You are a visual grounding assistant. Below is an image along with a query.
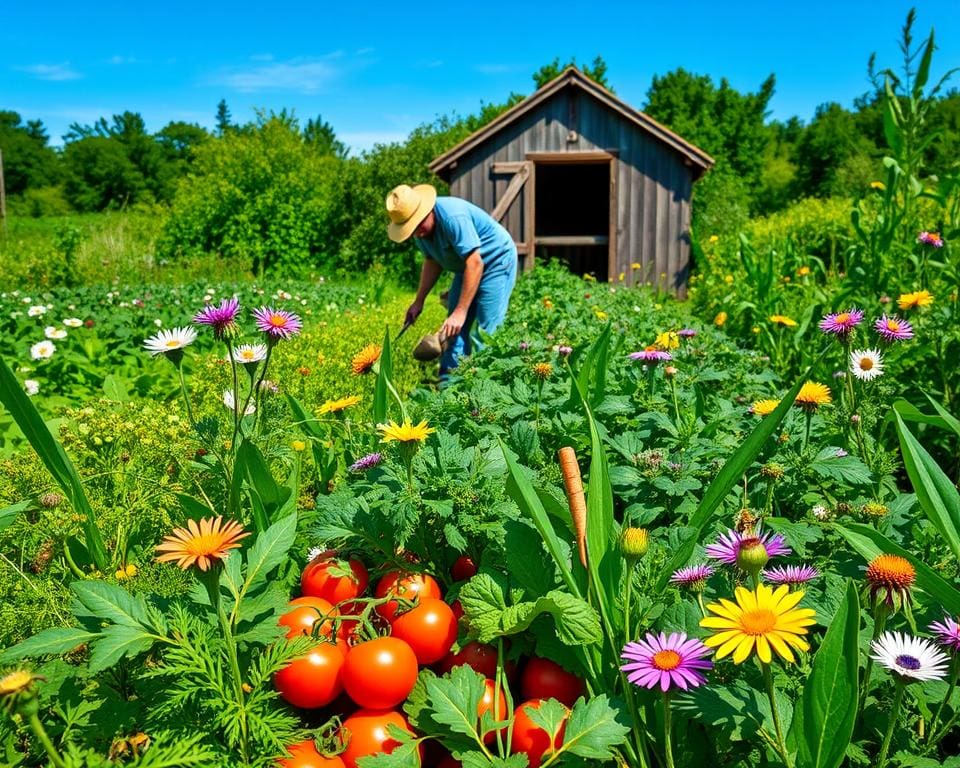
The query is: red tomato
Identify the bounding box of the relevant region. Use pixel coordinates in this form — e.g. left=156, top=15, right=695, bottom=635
left=302, top=551, right=369, bottom=606
left=437, top=756, right=462, bottom=768
left=342, top=637, right=418, bottom=709
left=437, top=642, right=499, bottom=679
left=275, top=643, right=345, bottom=709
left=340, top=709, right=421, bottom=768
left=374, top=572, right=442, bottom=622
left=278, top=739, right=346, bottom=767
left=449, top=599, right=464, bottom=622
left=450, top=555, right=477, bottom=581
left=279, top=597, right=335, bottom=641
left=478, top=679, right=507, bottom=744
left=511, top=700, right=567, bottom=768
left=520, top=657, right=585, bottom=707
left=390, top=598, right=458, bottom=665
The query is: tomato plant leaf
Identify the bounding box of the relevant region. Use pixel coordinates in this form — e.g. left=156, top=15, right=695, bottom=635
left=556, top=693, right=630, bottom=760
left=1, top=627, right=101, bottom=662
left=422, top=665, right=487, bottom=740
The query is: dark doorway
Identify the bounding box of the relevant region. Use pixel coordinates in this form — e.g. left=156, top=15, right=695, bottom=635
left=534, top=162, right=611, bottom=281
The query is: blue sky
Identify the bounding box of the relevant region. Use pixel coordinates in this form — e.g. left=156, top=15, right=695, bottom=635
left=5, top=1, right=959, bottom=153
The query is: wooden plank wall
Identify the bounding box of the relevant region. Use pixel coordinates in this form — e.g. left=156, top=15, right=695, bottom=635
left=448, top=87, right=694, bottom=296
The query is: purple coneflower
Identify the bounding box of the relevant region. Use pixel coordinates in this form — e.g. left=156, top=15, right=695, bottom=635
left=194, top=297, right=240, bottom=339
left=252, top=306, right=302, bottom=340
left=762, top=564, right=820, bottom=586
left=349, top=452, right=384, bottom=472
left=705, top=527, right=791, bottom=566
left=621, top=632, right=713, bottom=692
left=818, top=308, right=864, bottom=338
left=929, top=616, right=960, bottom=653
left=678, top=328, right=697, bottom=338
left=917, top=231, right=944, bottom=248
left=670, top=564, right=714, bottom=591
left=874, top=314, right=914, bottom=342
left=629, top=347, right=672, bottom=364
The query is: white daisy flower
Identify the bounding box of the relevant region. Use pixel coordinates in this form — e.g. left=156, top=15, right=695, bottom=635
left=143, top=326, right=198, bottom=357
left=63, top=318, right=83, bottom=328
left=27, top=305, right=47, bottom=317
left=223, top=390, right=256, bottom=416
left=30, top=341, right=56, bottom=360
left=24, top=380, right=40, bottom=396
left=850, top=348, right=884, bottom=381
left=154, top=318, right=163, bottom=327
left=44, top=326, right=68, bottom=340
left=870, top=631, right=949, bottom=682
left=231, top=343, right=268, bottom=365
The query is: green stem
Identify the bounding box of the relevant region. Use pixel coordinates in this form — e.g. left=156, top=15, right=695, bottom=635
left=228, top=346, right=240, bottom=451
left=762, top=662, right=791, bottom=768
left=670, top=378, right=681, bottom=427
left=930, top=655, right=959, bottom=742
left=624, top=565, right=635, bottom=641
left=662, top=692, right=675, bottom=768
left=696, top=592, right=707, bottom=618
left=860, top=605, right=889, bottom=714
left=28, top=713, right=67, bottom=768
left=802, top=412, right=812, bottom=453
left=877, top=682, right=906, bottom=768
left=534, top=380, right=543, bottom=431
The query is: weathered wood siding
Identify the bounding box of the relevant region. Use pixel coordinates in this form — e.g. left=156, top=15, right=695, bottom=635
left=447, top=86, right=694, bottom=296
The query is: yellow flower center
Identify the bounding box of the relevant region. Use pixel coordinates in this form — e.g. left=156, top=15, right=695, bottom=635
left=835, top=313, right=850, bottom=324
left=740, top=608, right=777, bottom=635
left=165, top=339, right=181, bottom=348
left=269, top=314, right=286, bottom=327
left=184, top=534, right=223, bottom=557
left=651, top=650, right=681, bottom=671
left=241, top=350, right=255, bottom=360
left=886, top=320, right=900, bottom=332
left=0, top=670, right=34, bottom=695
left=858, top=357, right=873, bottom=370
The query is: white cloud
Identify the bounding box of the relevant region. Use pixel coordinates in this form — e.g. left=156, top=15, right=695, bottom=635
left=209, top=58, right=339, bottom=93
left=15, top=63, right=82, bottom=81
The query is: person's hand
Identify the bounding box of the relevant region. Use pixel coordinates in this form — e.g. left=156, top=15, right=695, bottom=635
left=404, top=300, right=424, bottom=327
left=441, top=308, right=467, bottom=340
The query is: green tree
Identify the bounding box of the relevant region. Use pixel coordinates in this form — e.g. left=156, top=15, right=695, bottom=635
left=304, top=115, right=347, bottom=159
left=532, top=55, right=612, bottom=90
left=791, top=102, right=879, bottom=198
left=62, top=136, right=145, bottom=211
left=216, top=99, right=233, bottom=136
left=0, top=111, right=61, bottom=195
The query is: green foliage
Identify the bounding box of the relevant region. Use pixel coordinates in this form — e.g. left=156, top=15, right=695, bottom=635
left=0, top=111, right=61, bottom=194
left=531, top=56, right=612, bottom=90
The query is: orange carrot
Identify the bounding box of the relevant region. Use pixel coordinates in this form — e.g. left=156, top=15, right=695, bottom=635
left=558, top=446, right=587, bottom=568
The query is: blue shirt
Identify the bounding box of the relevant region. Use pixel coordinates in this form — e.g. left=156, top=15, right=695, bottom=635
left=415, top=197, right=516, bottom=275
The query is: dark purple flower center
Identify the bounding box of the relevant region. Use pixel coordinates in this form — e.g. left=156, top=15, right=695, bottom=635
left=895, top=654, right=921, bottom=670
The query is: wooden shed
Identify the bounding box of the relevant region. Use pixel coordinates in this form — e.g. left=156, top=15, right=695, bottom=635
left=429, top=67, right=714, bottom=295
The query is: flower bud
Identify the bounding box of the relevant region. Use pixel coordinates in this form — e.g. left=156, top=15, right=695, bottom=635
left=620, top=527, right=649, bottom=561
left=736, top=536, right=769, bottom=576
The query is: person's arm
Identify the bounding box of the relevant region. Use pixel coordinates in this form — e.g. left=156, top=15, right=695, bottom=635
left=441, top=251, right=483, bottom=338
left=405, top=257, right=443, bottom=326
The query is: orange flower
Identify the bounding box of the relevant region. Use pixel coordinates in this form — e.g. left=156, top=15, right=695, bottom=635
left=351, top=344, right=381, bottom=375
left=865, top=554, right=915, bottom=608
left=156, top=516, right=249, bottom=571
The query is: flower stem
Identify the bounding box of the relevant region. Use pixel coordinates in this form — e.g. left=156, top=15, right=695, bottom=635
left=930, top=654, right=959, bottom=742
left=624, top=566, right=635, bottom=641
left=177, top=364, right=198, bottom=432
left=860, top=604, right=889, bottom=713
left=762, top=662, right=791, bottom=767
left=28, top=713, right=67, bottom=768
left=696, top=592, right=707, bottom=618
left=877, top=681, right=906, bottom=768
left=662, top=691, right=675, bottom=768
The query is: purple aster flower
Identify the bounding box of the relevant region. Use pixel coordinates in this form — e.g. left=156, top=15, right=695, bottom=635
left=762, top=564, right=820, bottom=586
left=818, top=308, right=864, bottom=338
left=670, top=564, right=714, bottom=591
left=678, top=328, right=697, bottom=338
left=705, top=527, right=791, bottom=566
left=252, top=306, right=303, bottom=340
left=874, top=314, right=914, bottom=342
left=917, top=231, right=945, bottom=248
left=349, top=452, right=383, bottom=472
left=621, top=632, right=713, bottom=692
left=629, top=348, right=672, bottom=364
left=194, top=297, right=240, bottom=339
left=929, top=616, right=960, bottom=653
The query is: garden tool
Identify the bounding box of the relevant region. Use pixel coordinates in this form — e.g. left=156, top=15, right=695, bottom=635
left=394, top=319, right=413, bottom=343
left=413, top=328, right=449, bottom=362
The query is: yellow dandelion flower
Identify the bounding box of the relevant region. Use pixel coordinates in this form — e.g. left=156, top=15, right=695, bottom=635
left=714, top=311, right=728, bottom=327
left=317, top=395, right=362, bottom=415
left=631, top=262, right=642, bottom=270
left=595, top=310, right=608, bottom=321
left=724, top=275, right=734, bottom=285
left=870, top=181, right=886, bottom=190
left=292, top=439, right=306, bottom=452
left=532, top=362, right=553, bottom=379
left=897, top=290, right=934, bottom=310
left=583, top=274, right=596, bottom=282
left=377, top=419, right=436, bottom=444
left=655, top=331, right=680, bottom=350
left=155, top=516, right=249, bottom=572
left=0, top=670, right=38, bottom=697
left=351, top=344, right=381, bottom=375
left=797, top=266, right=811, bottom=277
left=700, top=582, right=816, bottom=664
left=794, top=382, right=832, bottom=412
left=769, top=314, right=798, bottom=327
left=752, top=399, right=781, bottom=416
left=709, top=235, right=719, bottom=244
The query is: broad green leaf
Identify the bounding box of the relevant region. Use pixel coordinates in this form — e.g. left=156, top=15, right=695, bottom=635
left=557, top=694, right=630, bottom=759
left=914, top=29, right=935, bottom=98
left=809, top=449, right=872, bottom=485
left=789, top=580, right=860, bottom=768
left=890, top=398, right=960, bottom=437
left=374, top=326, right=392, bottom=424
left=0, top=356, right=108, bottom=570
left=922, top=392, right=960, bottom=439
left=654, top=372, right=809, bottom=591
left=422, top=665, right=487, bottom=739
left=894, top=412, right=960, bottom=560
left=494, top=591, right=602, bottom=646
left=71, top=581, right=151, bottom=629
left=285, top=394, right=325, bottom=439
left=244, top=511, right=297, bottom=590
left=834, top=523, right=960, bottom=614
left=88, top=624, right=157, bottom=673
left=1, top=627, right=102, bottom=662
left=237, top=439, right=289, bottom=530
left=0, top=499, right=30, bottom=533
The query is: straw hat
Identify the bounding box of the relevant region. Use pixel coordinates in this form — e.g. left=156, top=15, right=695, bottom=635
left=385, top=184, right=437, bottom=243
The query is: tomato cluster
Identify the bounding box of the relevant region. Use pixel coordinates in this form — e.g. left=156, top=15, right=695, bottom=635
left=274, top=550, right=584, bottom=768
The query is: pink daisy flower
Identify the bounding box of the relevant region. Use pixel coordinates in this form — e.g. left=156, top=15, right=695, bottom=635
left=252, top=306, right=303, bottom=340
left=818, top=309, right=864, bottom=338
left=874, top=314, right=914, bottom=342
left=622, top=632, right=713, bottom=692
left=670, top=564, right=714, bottom=590
left=194, top=297, right=240, bottom=339
left=930, top=616, right=960, bottom=653
left=705, top=527, right=791, bottom=566
left=762, top=564, right=819, bottom=586
left=628, top=348, right=672, bottom=364
left=917, top=231, right=944, bottom=248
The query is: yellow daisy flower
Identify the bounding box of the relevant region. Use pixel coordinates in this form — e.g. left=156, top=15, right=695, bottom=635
left=351, top=344, right=381, bottom=375
left=897, top=290, right=934, bottom=310
left=700, top=583, right=816, bottom=664
left=655, top=331, right=680, bottom=351
left=797, top=266, right=811, bottom=277
left=794, top=382, right=832, bottom=412
left=532, top=362, right=553, bottom=379
left=377, top=419, right=436, bottom=444
left=752, top=399, right=781, bottom=416
left=155, top=516, right=249, bottom=572
left=317, top=395, right=362, bottom=415
left=714, top=311, right=728, bottom=327
left=769, top=315, right=798, bottom=327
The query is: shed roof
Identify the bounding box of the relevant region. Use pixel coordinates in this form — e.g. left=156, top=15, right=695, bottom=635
left=429, top=67, right=715, bottom=181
